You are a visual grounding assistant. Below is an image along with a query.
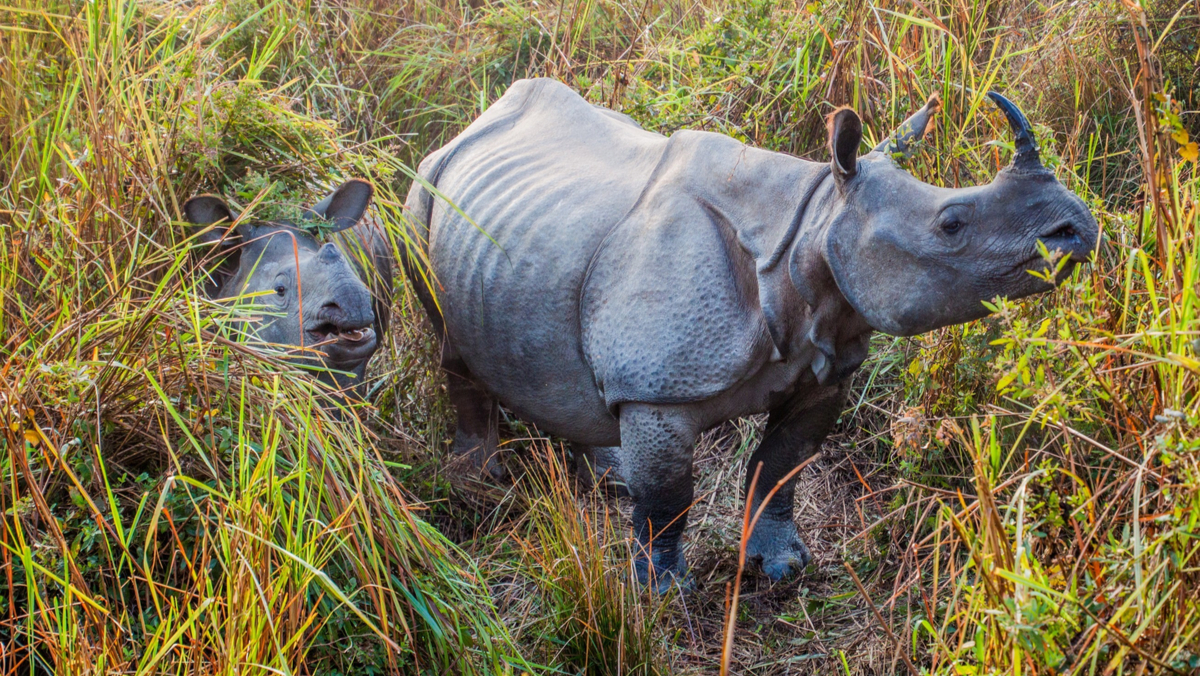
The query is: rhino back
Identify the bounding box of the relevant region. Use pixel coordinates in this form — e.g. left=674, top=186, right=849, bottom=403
left=415, top=78, right=667, bottom=441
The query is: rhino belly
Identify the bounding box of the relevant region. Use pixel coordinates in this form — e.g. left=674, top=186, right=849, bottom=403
left=425, top=139, right=662, bottom=439
left=429, top=193, right=621, bottom=443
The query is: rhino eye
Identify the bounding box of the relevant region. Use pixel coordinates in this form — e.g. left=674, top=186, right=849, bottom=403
left=936, top=203, right=974, bottom=237
left=941, top=219, right=966, bottom=235
left=274, top=284, right=287, bottom=297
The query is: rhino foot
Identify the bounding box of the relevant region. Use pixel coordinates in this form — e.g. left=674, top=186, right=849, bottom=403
left=745, top=516, right=811, bottom=582
left=451, top=433, right=507, bottom=481
left=633, top=546, right=691, bottom=594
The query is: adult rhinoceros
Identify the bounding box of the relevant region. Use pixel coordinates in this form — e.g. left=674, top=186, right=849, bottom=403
left=403, top=78, right=1097, bottom=588
left=184, top=179, right=393, bottom=395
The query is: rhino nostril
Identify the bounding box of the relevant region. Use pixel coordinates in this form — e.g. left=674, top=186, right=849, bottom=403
left=1043, top=223, right=1077, bottom=240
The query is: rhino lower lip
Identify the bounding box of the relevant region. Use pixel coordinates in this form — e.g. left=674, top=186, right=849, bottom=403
left=1007, top=251, right=1083, bottom=291
left=306, top=324, right=376, bottom=347
left=1013, top=255, right=1050, bottom=272
left=1013, top=245, right=1081, bottom=272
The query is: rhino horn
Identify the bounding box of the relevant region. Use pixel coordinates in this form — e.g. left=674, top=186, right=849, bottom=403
left=987, top=91, right=1045, bottom=173
left=873, top=94, right=941, bottom=159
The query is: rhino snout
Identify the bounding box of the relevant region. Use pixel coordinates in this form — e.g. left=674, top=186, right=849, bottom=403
left=299, top=278, right=374, bottom=362
left=1037, top=219, right=1095, bottom=264
left=307, top=289, right=374, bottom=334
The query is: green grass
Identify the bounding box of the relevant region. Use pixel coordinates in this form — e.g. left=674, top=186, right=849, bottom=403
left=514, top=447, right=670, bottom=674
left=3, top=0, right=1199, bottom=674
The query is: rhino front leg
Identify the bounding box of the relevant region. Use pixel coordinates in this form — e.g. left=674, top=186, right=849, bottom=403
left=443, top=354, right=505, bottom=481
left=619, top=403, right=698, bottom=591
left=744, top=382, right=848, bottom=581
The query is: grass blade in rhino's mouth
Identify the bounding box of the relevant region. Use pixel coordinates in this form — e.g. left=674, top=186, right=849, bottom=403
left=307, top=323, right=374, bottom=345
left=339, top=327, right=371, bottom=344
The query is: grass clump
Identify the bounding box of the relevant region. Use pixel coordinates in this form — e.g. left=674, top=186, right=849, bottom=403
left=514, top=447, right=671, bottom=675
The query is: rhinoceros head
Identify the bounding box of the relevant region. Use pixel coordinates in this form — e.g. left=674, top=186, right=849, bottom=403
left=182, top=179, right=379, bottom=374
left=817, top=94, right=1098, bottom=337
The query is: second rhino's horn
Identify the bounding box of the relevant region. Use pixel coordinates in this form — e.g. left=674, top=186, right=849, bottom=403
left=987, top=91, right=1045, bottom=173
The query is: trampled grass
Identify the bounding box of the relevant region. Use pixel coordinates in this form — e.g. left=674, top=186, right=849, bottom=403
left=2, top=0, right=1198, bottom=674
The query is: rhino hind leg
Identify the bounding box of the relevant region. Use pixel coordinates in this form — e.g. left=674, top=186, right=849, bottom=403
left=618, top=403, right=698, bottom=591
left=398, top=237, right=504, bottom=478
left=574, top=445, right=630, bottom=497
left=443, top=355, right=506, bottom=481
left=744, top=382, right=848, bottom=582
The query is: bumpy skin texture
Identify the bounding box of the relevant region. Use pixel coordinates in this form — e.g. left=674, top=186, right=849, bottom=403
left=404, top=78, right=1098, bottom=584
left=184, top=180, right=393, bottom=395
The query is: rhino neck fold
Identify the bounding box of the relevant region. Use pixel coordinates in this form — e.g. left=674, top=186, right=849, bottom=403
left=760, top=165, right=832, bottom=274
left=703, top=151, right=872, bottom=385
left=782, top=181, right=873, bottom=385
left=741, top=162, right=836, bottom=363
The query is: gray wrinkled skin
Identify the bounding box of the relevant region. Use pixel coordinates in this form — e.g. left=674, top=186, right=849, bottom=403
left=403, top=79, right=1098, bottom=589
left=184, top=179, right=393, bottom=394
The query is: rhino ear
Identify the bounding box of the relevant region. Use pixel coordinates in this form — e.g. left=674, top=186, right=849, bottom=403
left=182, top=194, right=243, bottom=293
left=874, top=94, right=941, bottom=159
left=827, top=108, right=862, bottom=182
left=183, top=194, right=238, bottom=243
left=311, top=179, right=374, bottom=232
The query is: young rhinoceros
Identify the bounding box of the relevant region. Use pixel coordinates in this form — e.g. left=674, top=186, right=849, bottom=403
left=403, top=79, right=1097, bottom=588
left=184, top=179, right=393, bottom=394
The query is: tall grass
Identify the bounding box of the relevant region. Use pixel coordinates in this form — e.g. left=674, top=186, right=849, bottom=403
left=3, top=0, right=1199, bottom=673
left=514, top=447, right=670, bottom=675
left=0, top=1, right=528, bottom=673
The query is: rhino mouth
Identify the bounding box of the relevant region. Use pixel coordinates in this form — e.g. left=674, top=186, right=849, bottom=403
left=306, top=322, right=377, bottom=363
left=1005, top=249, right=1082, bottom=296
